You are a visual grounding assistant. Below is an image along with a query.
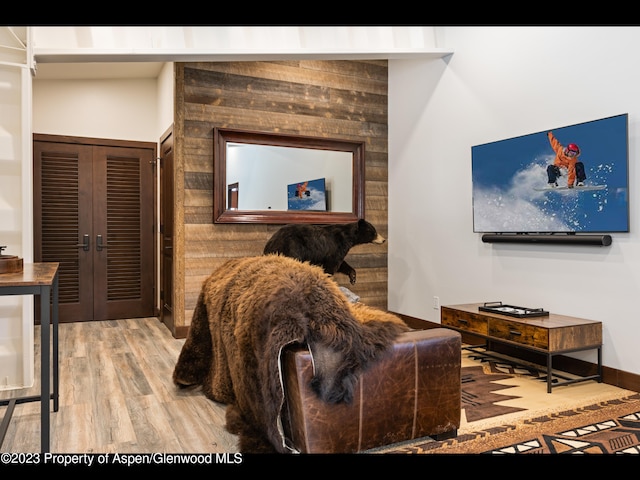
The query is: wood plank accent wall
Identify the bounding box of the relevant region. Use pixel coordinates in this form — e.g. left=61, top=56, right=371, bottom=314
left=173, top=60, right=389, bottom=338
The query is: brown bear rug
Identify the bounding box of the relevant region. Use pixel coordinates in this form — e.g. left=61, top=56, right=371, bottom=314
left=172, top=255, right=409, bottom=454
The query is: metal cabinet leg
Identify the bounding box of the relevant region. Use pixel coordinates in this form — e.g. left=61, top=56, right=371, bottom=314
left=598, top=346, right=603, bottom=383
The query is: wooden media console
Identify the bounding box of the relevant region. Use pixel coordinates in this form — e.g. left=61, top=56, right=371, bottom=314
left=441, top=303, right=602, bottom=393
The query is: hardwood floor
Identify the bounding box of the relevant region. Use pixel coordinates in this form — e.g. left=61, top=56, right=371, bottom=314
left=0, top=318, right=239, bottom=453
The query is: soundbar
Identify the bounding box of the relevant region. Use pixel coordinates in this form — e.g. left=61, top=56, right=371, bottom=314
left=481, top=234, right=612, bottom=246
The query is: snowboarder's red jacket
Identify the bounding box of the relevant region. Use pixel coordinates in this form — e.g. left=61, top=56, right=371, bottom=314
left=548, top=131, right=580, bottom=187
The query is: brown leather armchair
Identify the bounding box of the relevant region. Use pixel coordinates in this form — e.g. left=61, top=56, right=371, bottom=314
left=280, top=328, right=461, bottom=453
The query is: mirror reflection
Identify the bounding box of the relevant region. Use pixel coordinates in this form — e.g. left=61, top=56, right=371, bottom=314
left=213, top=128, right=365, bottom=224
left=226, top=143, right=353, bottom=212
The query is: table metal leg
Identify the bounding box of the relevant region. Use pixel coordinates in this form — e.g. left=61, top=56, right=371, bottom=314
left=40, top=285, right=51, bottom=453
left=52, top=273, right=59, bottom=412
left=0, top=399, right=17, bottom=447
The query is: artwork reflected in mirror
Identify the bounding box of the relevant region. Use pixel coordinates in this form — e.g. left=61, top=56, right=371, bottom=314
left=213, top=128, right=365, bottom=224
left=287, top=178, right=327, bottom=211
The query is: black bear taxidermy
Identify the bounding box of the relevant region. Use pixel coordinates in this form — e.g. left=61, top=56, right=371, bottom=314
left=263, top=219, right=385, bottom=285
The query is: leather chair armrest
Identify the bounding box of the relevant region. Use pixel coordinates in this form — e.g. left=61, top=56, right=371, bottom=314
left=281, top=327, right=461, bottom=453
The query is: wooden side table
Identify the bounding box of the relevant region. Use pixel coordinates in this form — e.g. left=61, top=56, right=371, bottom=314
left=441, top=303, right=602, bottom=393
left=0, top=263, right=59, bottom=453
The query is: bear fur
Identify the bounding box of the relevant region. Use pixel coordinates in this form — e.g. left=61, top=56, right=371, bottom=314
left=172, top=254, right=408, bottom=453
left=263, top=219, right=385, bottom=285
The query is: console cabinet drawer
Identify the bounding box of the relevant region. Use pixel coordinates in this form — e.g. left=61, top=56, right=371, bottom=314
left=488, top=318, right=549, bottom=350
left=441, top=308, right=488, bottom=336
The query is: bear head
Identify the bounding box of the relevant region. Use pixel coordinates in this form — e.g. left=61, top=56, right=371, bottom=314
left=356, top=219, right=385, bottom=245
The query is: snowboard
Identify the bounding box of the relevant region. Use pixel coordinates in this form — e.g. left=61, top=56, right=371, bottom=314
left=534, top=184, right=607, bottom=192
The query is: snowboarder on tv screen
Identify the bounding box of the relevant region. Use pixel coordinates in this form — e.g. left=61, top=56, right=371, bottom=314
left=546, top=131, right=586, bottom=188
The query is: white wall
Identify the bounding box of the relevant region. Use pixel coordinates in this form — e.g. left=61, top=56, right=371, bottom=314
left=389, top=26, right=640, bottom=376
left=32, top=77, right=159, bottom=141
left=157, top=62, right=174, bottom=134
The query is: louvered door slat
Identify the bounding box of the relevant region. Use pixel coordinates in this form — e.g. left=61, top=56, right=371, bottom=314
left=41, top=155, right=80, bottom=305
left=106, top=156, right=141, bottom=301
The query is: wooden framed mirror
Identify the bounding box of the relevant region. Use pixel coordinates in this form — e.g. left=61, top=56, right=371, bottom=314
left=213, top=127, right=365, bottom=224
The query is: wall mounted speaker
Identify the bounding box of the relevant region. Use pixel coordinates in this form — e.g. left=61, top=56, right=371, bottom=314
left=481, top=234, right=612, bottom=246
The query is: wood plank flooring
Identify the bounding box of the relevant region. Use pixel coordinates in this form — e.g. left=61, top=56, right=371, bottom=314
left=0, top=318, right=239, bottom=453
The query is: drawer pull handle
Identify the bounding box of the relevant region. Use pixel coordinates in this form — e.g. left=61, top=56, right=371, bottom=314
left=509, top=330, right=522, bottom=336
left=458, top=318, right=468, bottom=324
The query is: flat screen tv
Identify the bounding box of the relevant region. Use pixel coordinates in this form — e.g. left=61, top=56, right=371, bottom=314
left=472, top=113, right=629, bottom=235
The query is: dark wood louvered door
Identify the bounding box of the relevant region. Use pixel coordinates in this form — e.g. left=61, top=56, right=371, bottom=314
left=33, top=136, right=155, bottom=323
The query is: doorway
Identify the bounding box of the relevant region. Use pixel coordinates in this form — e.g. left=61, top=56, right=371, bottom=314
left=33, top=134, right=156, bottom=323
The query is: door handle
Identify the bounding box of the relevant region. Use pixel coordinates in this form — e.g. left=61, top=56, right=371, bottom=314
left=76, top=234, right=90, bottom=251
left=96, top=234, right=109, bottom=251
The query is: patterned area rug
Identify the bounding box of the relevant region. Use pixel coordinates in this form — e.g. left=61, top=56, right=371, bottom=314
left=392, top=393, right=640, bottom=454
left=376, top=349, right=640, bottom=454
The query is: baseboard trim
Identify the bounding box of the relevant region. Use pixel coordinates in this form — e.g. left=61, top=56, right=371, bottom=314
left=174, top=325, right=189, bottom=339
left=393, top=312, right=640, bottom=393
